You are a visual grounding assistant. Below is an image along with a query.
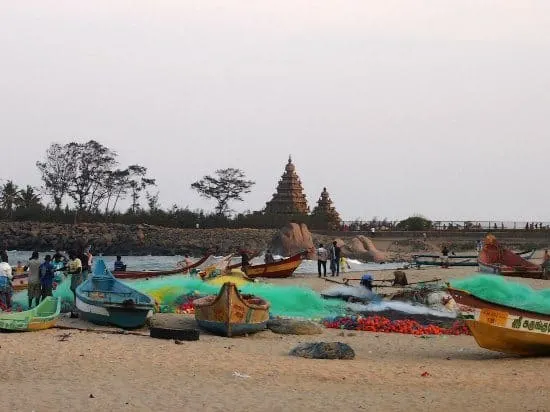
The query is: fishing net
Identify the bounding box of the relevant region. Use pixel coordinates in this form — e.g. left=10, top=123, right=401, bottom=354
left=11, top=274, right=345, bottom=319
left=451, top=274, right=550, bottom=314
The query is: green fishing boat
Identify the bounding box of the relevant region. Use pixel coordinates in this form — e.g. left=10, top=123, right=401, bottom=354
left=0, top=297, right=61, bottom=332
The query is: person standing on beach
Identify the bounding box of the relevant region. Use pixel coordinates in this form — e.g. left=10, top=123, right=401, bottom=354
left=26, top=251, right=41, bottom=308
left=329, top=241, right=341, bottom=276
left=264, top=250, right=275, bottom=264
left=39, top=255, right=55, bottom=300
left=441, top=245, right=450, bottom=268
left=67, top=251, right=83, bottom=315
left=0, top=254, right=13, bottom=309
left=316, top=243, right=329, bottom=277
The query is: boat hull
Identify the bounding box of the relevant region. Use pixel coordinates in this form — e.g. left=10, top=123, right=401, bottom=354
left=194, top=282, right=270, bottom=337
left=244, top=252, right=303, bottom=279
left=466, top=318, right=550, bottom=356
left=0, top=297, right=61, bottom=332
left=196, top=319, right=267, bottom=337
left=76, top=297, right=152, bottom=329
left=449, top=287, right=550, bottom=355
left=477, top=235, right=543, bottom=279
left=76, top=259, right=155, bottom=329
left=113, top=255, right=210, bottom=279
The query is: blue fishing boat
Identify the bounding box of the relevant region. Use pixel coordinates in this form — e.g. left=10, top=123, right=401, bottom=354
left=75, top=259, right=154, bottom=329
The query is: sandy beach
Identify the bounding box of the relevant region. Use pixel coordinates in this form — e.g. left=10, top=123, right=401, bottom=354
left=2, top=264, right=550, bottom=412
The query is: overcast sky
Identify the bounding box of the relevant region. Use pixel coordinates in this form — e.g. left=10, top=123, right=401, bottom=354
left=1, top=1, right=549, bottom=221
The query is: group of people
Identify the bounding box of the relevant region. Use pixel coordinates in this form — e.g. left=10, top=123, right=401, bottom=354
left=0, top=247, right=93, bottom=311
left=316, top=241, right=349, bottom=277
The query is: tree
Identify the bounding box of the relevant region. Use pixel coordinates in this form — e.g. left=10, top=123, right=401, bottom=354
left=0, top=180, right=20, bottom=218
left=146, top=191, right=160, bottom=212
left=396, top=215, right=432, bottom=231
left=36, top=143, right=76, bottom=209
left=66, top=140, right=118, bottom=213
left=16, top=185, right=42, bottom=209
left=126, top=165, right=156, bottom=213
left=191, top=168, right=255, bottom=215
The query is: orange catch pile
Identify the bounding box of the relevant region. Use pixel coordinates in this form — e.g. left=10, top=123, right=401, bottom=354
left=323, top=316, right=471, bottom=336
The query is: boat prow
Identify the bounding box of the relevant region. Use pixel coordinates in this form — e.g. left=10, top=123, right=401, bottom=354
left=193, top=282, right=270, bottom=337
left=0, top=297, right=61, bottom=332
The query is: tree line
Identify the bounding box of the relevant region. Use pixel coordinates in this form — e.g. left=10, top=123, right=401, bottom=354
left=0, top=140, right=344, bottom=229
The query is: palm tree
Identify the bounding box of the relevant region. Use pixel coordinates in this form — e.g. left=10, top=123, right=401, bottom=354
left=0, top=180, right=20, bottom=218
left=16, top=185, right=42, bottom=209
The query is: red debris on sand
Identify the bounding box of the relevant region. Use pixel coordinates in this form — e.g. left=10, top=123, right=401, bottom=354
left=175, top=300, right=195, bottom=314
left=421, top=371, right=430, bottom=377
left=322, top=316, right=471, bottom=336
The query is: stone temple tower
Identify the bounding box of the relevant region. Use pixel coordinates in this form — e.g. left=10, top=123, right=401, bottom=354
left=264, top=156, right=310, bottom=215
left=311, top=187, right=341, bottom=229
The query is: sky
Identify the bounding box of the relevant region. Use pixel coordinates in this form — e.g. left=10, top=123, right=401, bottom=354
left=1, top=1, right=550, bottom=221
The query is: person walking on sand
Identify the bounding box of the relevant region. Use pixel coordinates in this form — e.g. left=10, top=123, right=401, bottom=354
left=316, top=243, right=329, bottom=278
left=26, top=251, right=41, bottom=308
left=329, top=241, right=341, bottom=276
left=340, top=255, right=351, bottom=273
left=39, top=255, right=55, bottom=300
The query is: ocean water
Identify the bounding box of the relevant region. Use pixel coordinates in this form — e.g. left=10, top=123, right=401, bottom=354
left=5, top=251, right=406, bottom=274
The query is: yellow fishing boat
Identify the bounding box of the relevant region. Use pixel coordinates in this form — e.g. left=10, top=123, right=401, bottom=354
left=194, top=282, right=270, bottom=337
left=449, top=287, right=550, bottom=355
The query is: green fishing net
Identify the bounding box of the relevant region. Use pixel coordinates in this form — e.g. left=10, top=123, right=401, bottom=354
left=12, top=274, right=345, bottom=319
left=451, top=274, right=550, bottom=314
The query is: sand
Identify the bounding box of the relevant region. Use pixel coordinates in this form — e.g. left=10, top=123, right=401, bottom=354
left=2, top=264, right=550, bottom=412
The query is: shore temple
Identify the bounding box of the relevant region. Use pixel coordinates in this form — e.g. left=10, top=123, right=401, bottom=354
left=264, top=157, right=341, bottom=229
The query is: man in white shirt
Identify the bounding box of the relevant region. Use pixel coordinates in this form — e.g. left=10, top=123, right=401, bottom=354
left=317, top=243, right=329, bottom=278
left=0, top=255, right=13, bottom=308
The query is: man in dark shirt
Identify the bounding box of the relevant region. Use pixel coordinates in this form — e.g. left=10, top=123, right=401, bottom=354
left=39, top=255, right=55, bottom=299
left=330, top=241, right=341, bottom=276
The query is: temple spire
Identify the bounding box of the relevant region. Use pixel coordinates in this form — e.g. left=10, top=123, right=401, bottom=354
left=265, top=156, right=309, bottom=215
left=311, top=187, right=341, bottom=229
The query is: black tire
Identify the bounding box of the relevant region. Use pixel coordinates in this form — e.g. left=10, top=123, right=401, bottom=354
left=150, top=327, right=200, bottom=341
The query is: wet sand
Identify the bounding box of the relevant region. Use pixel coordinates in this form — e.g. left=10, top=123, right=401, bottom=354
left=2, top=264, right=550, bottom=411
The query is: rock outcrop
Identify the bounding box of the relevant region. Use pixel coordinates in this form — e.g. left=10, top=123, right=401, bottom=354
left=0, top=221, right=277, bottom=256
left=269, top=222, right=315, bottom=257
left=345, top=235, right=386, bottom=262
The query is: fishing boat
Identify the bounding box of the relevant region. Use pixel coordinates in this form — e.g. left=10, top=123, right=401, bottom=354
left=193, top=282, right=270, bottom=337
left=0, top=297, right=61, bottom=332
left=76, top=259, right=155, bottom=329
left=448, top=287, right=550, bottom=355
left=478, top=235, right=543, bottom=278
left=243, top=251, right=305, bottom=279
left=413, top=249, right=536, bottom=268
left=113, top=255, right=211, bottom=279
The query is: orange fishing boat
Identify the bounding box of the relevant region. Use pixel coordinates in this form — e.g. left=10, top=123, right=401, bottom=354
left=113, top=255, right=211, bottom=279
left=478, top=235, right=544, bottom=279
left=243, top=251, right=305, bottom=279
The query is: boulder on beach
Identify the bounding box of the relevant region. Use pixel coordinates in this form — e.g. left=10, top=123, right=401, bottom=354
left=290, top=342, right=355, bottom=360
left=267, top=318, right=323, bottom=335
left=270, top=222, right=315, bottom=258
left=346, top=235, right=385, bottom=262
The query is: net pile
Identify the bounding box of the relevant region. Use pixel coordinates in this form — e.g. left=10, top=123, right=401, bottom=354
left=12, top=274, right=345, bottom=319
left=451, top=274, right=550, bottom=314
